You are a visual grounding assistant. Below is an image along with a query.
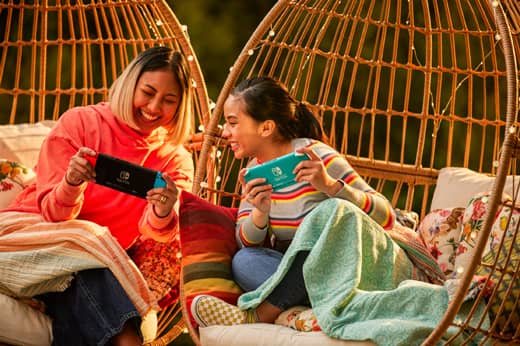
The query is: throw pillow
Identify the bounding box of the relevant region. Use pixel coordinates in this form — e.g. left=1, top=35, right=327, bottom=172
left=475, top=234, right=519, bottom=335
left=452, top=191, right=509, bottom=279
left=0, top=121, right=56, bottom=169
left=430, top=167, right=520, bottom=212
left=179, top=191, right=242, bottom=328
left=127, top=236, right=181, bottom=310
left=394, top=208, right=419, bottom=231
left=0, top=160, right=35, bottom=209
left=489, top=202, right=520, bottom=250
left=275, top=306, right=321, bottom=332
left=416, top=207, right=465, bottom=275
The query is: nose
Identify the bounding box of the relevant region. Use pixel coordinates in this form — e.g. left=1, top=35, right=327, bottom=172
left=148, top=97, right=162, bottom=112
left=221, top=124, right=230, bottom=138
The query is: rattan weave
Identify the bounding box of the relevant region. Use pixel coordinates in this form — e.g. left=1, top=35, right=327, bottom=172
left=187, top=0, right=520, bottom=345
left=0, top=1, right=211, bottom=344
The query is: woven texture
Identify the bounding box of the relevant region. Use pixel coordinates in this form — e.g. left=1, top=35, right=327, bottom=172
left=188, top=0, right=520, bottom=345
left=0, top=1, right=211, bottom=344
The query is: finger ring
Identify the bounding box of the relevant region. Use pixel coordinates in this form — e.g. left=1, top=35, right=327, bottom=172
left=160, top=195, right=167, bottom=204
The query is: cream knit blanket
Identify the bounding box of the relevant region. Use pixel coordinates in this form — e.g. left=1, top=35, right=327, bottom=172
left=0, top=211, right=158, bottom=316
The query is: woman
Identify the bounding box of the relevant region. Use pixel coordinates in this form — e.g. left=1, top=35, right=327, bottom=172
left=0, top=46, right=194, bottom=345
left=191, top=76, right=399, bottom=325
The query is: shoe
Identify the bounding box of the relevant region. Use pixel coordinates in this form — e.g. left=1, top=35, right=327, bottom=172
left=191, top=294, right=256, bottom=327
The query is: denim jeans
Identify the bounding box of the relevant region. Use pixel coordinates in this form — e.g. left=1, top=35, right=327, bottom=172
left=38, top=268, right=141, bottom=346
left=232, top=247, right=310, bottom=310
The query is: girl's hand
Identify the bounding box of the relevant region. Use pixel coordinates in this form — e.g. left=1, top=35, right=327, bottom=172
left=146, top=174, right=179, bottom=218
left=239, top=168, right=272, bottom=214
left=65, top=147, right=97, bottom=186
left=294, top=147, right=342, bottom=196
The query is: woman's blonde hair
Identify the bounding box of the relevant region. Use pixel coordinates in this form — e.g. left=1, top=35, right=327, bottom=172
left=108, top=46, right=193, bottom=145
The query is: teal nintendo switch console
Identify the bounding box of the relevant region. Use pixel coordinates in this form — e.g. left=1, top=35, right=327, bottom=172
left=244, top=151, right=310, bottom=191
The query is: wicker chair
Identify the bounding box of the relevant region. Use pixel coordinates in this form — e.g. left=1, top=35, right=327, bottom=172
left=185, top=0, right=520, bottom=345
left=0, top=1, right=210, bottom=345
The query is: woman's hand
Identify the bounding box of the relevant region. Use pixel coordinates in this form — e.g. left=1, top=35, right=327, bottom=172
left=294, top=147, right=342, bottom=196
left=146, top=174, right=179, bottom=218
left=65, top=147, right=97, bottom=186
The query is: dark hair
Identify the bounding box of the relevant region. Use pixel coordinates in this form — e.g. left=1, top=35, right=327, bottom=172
left=230, top=76, right=326, bottom=142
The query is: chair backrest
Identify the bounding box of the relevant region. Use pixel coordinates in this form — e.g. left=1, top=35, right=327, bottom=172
left=0, top=1, right=210, bottom=344
left=190, top=0, right=520, bottom=345
left=0, top=0, right=210, bottom=128
left=194, top=0, right=513, bottom=218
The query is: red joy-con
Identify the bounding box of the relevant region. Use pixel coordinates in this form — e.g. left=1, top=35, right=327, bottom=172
left=85, top=154, right=98, bottom=167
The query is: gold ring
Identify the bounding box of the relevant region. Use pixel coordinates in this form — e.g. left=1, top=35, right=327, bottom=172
left=160, top=195, right=167, bottom=204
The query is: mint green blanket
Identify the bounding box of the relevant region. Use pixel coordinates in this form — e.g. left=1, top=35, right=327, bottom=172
left=238, top=199, right=485, bottom=345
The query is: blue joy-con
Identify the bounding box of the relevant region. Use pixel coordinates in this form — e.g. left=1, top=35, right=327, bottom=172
left=154, top=172, right=167, bottom=188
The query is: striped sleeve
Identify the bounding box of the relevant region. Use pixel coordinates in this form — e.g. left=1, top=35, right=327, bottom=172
left=236, top=206, right=268, bottom=247
left=310, top=141, right=395, bottom=230
left=334, top=176, right=395, bottom=230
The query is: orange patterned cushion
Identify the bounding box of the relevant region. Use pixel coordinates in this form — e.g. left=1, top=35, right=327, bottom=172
left=179, top=191, right=243, bottom=328
left=128, top=237, right=181, bottom=310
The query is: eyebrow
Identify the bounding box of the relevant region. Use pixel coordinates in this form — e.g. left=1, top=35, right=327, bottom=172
left=143, top=83, right=178, bottom=98
left=225, top=114, right=238, bottom=121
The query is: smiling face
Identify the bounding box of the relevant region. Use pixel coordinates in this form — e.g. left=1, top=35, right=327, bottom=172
left=132, top=69, right=181, bottom=135
left=222, top=95, right=267, bottom=160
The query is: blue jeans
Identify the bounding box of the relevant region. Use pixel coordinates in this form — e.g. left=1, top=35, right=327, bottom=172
left=38, top=268, right=141, bottom=346
left=232, top=247, right=310, bottom=310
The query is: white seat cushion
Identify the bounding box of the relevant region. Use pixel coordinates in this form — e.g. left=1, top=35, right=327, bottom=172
left=0, top=121, right=56, bottom=169
left=199, top=324, right=376, bottom=346
left=0, top=293, right=52, bottom=346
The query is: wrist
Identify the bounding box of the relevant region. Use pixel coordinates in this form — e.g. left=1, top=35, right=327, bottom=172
left=253, top=221, right=269, bottom=230
left=327, top=179, right=343, bottom=196
left=251, top=210, right=269, bottom=229
left=65, top=174, right=84, bottom=186
left=153, top=205, right=172, bottom=219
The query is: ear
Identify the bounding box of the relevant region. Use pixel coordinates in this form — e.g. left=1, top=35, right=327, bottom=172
left=259, top=120, right=276, bottom=137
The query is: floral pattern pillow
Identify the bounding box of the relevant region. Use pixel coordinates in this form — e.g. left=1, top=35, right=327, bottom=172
left=275, top=306, right=321, bottom=332
left=452, top=191, right=509, bottom=279
left=416, top=207, right=465, bottom=275
left=475, top=235, right=519, bottom=335
left=0, top=160, right=35, bottom=209
left=490, top=202, right=519, bottom=249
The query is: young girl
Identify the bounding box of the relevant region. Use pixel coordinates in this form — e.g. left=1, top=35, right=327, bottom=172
left=191, top=76, right=397, bottom=325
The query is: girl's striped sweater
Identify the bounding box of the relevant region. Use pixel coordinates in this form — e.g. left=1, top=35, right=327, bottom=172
left=236, top=138, right=395, bottom=250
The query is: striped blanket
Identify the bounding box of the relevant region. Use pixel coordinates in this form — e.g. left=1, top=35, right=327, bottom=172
left=0, top=211, right=158, bottom=317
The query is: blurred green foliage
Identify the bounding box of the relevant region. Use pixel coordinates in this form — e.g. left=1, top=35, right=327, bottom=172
left=169, top=1, right=277, bottom=101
